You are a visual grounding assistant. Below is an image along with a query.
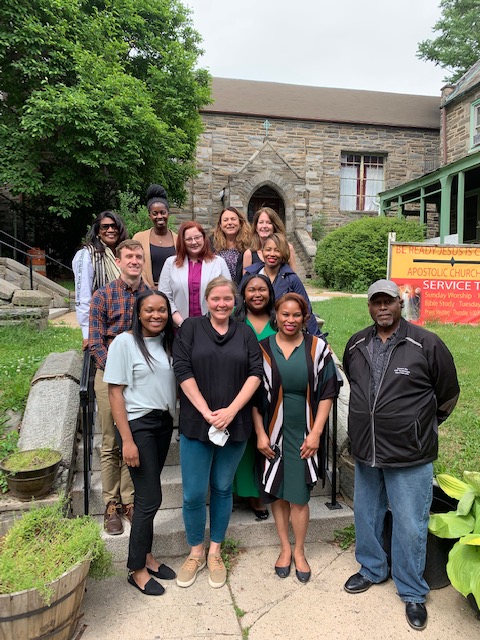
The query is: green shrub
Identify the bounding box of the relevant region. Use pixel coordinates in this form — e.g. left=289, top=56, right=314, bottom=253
left=311, top=214, right=326, bottom=242
left=314, top=216, right=425, bottom=292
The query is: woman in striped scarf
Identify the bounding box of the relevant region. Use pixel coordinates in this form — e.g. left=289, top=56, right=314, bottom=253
left=253, top=293, right=337, bottom=583
left=73, top=211, right=128, bottom=348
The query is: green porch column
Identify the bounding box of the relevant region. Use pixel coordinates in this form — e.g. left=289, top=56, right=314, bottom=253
left=457, top=171, right=465, bottom=243
left=439, top=175, right=452, bottom=243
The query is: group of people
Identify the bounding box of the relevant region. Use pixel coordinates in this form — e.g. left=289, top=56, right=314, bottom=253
left=73, top=185, right=460, bottom=632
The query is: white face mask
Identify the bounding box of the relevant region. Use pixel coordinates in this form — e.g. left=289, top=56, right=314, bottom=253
left=208, top=426, right=230, bottom=447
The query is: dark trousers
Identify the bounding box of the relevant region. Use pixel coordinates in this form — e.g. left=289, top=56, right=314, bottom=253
left=126, top=410, right=173, bottom=570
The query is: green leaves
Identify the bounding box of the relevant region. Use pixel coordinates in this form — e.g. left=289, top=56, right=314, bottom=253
left=430, top=469, right=480, bottom=610
left=417, top=0, right=480, bottom=83
left=0, top=0, right=211, bottom=217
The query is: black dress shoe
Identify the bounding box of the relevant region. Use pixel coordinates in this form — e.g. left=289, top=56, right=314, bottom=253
left=405, top=603, right=428, bottom=631
left=147, top=563, right=176, bottom=580
left=127, top=574, right=165, bottom=596
left=275, top=562, right=291, bottom=578
left=344, top=572, right=375, bottom=593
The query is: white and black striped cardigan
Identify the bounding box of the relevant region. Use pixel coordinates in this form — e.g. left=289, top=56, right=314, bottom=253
left=258, top=334, right=338, bottom=498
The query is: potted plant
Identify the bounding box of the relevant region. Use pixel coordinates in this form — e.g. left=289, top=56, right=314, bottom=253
left=0, top=447, right=62, bottom=500
left=0, top=499, right=112, bottom=640
left=428, top=471, right=480, bottom=618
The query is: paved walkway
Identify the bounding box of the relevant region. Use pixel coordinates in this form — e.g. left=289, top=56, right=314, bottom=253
left=79, top=543, right=479, bottom=639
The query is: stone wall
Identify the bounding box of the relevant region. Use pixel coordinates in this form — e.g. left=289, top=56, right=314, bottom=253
left=178, top=114, right=439, bottom=234
left=443, top=87, right=480, bottom=165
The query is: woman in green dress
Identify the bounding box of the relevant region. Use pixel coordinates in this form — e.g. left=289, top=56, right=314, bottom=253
left=233, top=274, right=276, bottom=520
left=253, top=293, right=337, bottom=582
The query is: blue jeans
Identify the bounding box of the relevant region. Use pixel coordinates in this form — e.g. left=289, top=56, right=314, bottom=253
left=354, top=461, right=433, bottom=603
left=180, top=435, right=247, bottom=546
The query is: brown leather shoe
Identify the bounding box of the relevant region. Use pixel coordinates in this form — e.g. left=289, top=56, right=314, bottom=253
left=104, top=501, right=123, bottom=535
left=122, top=503, right=134, bottom=525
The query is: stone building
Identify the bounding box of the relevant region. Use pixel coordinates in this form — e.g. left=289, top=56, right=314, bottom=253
left=177, top=77, right=440, bottom=269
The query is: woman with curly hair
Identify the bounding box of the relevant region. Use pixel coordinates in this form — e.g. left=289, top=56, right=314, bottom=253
left=209, top=207, right=251, bottom=284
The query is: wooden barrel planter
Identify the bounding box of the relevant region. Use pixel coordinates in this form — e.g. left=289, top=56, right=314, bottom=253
left=0, top=556, right=90, bottom=640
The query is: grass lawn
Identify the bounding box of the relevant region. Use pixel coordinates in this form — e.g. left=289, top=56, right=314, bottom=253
left=0, top=323, right=82, bottom=487
left=313, top=297, right=480, bottom=478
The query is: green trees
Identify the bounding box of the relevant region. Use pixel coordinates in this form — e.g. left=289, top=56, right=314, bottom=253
left=418, top=0, right=480, bottom=83
left=314, top=217, right=425, bottom=292
left=0, top=0, right=210, bottom=219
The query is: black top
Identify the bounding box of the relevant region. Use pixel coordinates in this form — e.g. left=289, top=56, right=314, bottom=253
left=150, top=244, right=176, bottom=285
left=173, top=316, right=263, bottom=441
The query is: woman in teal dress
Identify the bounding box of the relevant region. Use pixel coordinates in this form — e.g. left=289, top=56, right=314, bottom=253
left=253, top=293, right=337, bottom=582
left=233, top=274, right=276, bottom=520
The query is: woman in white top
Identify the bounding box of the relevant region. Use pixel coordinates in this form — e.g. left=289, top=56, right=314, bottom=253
left=72, top=211, right=128, bottom=348
left=104, top=290, right=177, bottom=596
left=158, top=220, right=231, bottom=329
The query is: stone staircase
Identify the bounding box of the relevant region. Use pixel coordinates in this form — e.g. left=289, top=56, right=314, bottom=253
left=72, top=413, right=353, bottom=561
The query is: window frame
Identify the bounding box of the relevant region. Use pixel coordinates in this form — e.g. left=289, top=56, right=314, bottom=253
left=340, top=152, right=385, bottom=212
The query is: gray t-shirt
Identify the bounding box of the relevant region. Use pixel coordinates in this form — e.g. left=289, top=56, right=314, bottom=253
left=104, top=332, right=176, bottom=421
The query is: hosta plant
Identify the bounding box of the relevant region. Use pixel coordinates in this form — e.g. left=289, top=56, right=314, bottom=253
left=428, top=471, right=480, bottom=610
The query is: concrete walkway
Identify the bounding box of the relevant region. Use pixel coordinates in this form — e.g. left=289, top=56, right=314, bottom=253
left=79, top=543, right=479, bottom=639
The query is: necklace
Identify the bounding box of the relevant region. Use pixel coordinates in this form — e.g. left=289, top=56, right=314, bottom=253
left=151, top=229, right=171, bottom=245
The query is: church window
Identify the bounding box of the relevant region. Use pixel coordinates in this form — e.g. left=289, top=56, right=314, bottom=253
left=340, top=153, right=384, bottom=211
left=471, top=100, right=480, bottom=149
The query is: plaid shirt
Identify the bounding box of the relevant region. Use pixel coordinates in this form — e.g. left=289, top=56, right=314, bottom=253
left=88, top=277, right=150, bottom=370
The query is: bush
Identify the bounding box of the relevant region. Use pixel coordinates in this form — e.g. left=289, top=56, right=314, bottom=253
left=314, top=216, right=425, bottom=292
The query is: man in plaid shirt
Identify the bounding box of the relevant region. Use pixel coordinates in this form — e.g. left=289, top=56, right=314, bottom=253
left=89, top=239, right=150, bottom=534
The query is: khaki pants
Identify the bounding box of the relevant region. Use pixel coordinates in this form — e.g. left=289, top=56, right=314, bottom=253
left=94, top=369, right=134, bottom=506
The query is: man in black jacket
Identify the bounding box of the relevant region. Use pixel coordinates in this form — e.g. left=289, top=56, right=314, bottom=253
left=342, top=279, right=459, bottom=632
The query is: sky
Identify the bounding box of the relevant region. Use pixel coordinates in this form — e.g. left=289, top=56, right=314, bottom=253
left=185, top=0, right=448, bottom=96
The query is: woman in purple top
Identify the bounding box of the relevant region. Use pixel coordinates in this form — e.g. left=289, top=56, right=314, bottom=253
left=158, top=221, right=231, bottom=329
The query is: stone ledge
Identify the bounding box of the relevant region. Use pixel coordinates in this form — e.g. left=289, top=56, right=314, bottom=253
left=12, top=289, right=51, bottom=307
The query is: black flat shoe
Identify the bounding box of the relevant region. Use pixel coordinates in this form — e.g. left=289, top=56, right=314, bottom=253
left=249, top=505, right=269, bottom=521
left=294, top=560, right=311, bottom=583
left=275, top=561, right=291, bottom=578
left=147, top=563, right=176, bottom=580
left=296, top=568, right=311, bottom=583
left=405, top=602, right=428, bottom=631
left=128, top=573, right=165, bottom=596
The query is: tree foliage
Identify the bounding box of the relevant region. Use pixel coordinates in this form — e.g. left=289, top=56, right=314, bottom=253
left=315, top=216, right=425, bottom=292
left=417, top=0, right=480, bottom=83
left=0, top=0, right=211, bottom=218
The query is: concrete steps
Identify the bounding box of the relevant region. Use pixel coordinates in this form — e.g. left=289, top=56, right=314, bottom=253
left=96, top=495, right=353, bottom=561
left=71, top=416, right=353, bottom=562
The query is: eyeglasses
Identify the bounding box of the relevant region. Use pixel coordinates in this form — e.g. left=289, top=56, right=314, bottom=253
left=184, top=235, right=203, bottom=244
left=99, top=223, right=118, bottom=231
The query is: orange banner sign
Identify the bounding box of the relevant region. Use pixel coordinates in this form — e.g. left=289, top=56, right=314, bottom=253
left=388, top=243, right=480, bottom=324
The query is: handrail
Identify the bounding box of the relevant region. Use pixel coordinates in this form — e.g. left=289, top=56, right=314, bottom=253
left=325, top=364, right=345, bottom=510
left=0, top=230, right=73, bottom=274
left=0, top=241, right=36, bottom=289
left=79, top=348, right=96, bottom=515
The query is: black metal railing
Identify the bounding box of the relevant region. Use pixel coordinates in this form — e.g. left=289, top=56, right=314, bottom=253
left=324, top=365, right=345, bottom=510
left=0, top=230, right=73, bottom=283
left=79, top=349, right=96, bottom=515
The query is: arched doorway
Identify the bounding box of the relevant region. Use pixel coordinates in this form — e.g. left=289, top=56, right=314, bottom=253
left=247, top=186, right=285, bottom=224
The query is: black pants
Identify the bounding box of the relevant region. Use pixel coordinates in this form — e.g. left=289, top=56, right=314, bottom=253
left=126, top=410, right=173, bottom=570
